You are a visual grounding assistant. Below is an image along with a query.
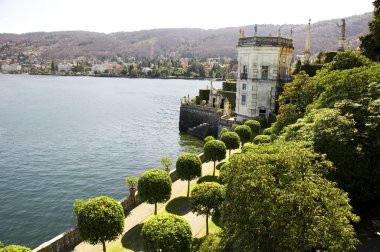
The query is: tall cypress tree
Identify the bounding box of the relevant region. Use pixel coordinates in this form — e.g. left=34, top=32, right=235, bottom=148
left=360, top=0, right=380, bottom=61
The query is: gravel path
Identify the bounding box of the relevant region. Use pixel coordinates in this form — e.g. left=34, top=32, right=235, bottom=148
left=72, top=159, right=218, bottom=252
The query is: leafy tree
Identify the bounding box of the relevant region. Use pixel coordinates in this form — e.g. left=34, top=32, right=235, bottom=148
left=253, top=134, right=272, bottom=144
left=322, top=50, right=374, bottom=72
left=176, top=153, right=202, bottom=197
left=222, top=141, right=359, bottom=251
left=234, top=125, right=252, bottom=145
left=160, top=156, right=173, bottom=172
left=141, top=213, right=192, bottom=252
left=191, top=182, right=224, bottom=235
left=292, top=59, right=301, bottom=74
left=360, top=0, right=380, bottom=61
left=74, top=196, right=124, bottom=252
left=244, top=120, right=261, bottom=136
left=138, top=169, right=172, bottom=214
left=220, top=128, right=229, bottom=136
left=220, top=131, right=240, bottom=155
left=204, top=136, right=215, bottom=143
left=203, top=140, right=226, bottom=176
left=0, top=245, right=32, bottom=252
left=198, top=233, right=226, bottom=252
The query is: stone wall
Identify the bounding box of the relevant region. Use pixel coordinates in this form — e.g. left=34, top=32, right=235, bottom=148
left=179, top=104, right=220, bottom=138
left=32, top=153, right=204, bottom=252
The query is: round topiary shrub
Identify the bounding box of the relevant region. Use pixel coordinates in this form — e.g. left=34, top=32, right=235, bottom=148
left=141, top=213, right=192, bottom=252
left=0, top=245, right=32, bottom=252
left=253, top=116, right=269, bottom=128
left=220, top=128, right=229, bottom=136
left=198, top=233, right=225, bottom=252
left=219, top=162, right=231, bottom=184
left=204, top=136, right=215, bottom=143
left=204, top=140, right=227, bottom=176
left=176, top=153, right=202, bottom=197
left=74, top=196, right=125, bottom=252
left=220, top=131, right=240, bottom=156
left=138, top=169, right=172, bottom=215
left=244, top=120, right=261, bottom=135
left=263, top=127, right=273, bottom=135
left=234, top=125, right=252, bottom=145
left=241, top=143, right=257, bottom=153
left=253, top=135, right=272, bottom=144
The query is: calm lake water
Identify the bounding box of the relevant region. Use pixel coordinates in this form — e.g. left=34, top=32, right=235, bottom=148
left=0, top=75, right=214, bottom=248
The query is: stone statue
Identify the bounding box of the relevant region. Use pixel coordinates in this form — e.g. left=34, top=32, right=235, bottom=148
left=337, top=19, right=346, bottom=38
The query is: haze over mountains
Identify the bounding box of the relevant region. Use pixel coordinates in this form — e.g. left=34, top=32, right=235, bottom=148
left=0, top=13, right=371, bottom=62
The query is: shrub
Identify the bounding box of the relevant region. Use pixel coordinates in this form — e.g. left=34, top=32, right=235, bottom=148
left=141, top=213, right=192, bottom=252
left=204, top=136, right=215, bottom=143
left=198, top=233, right=225, bottom=252
left=220, top=128, right=229, bottom=135
left=138, top=169, right=172, bottom=214
left=216, top=109, right=223, bottom=116
left=204, top=140, right=227, bottom=176
left=74, top=196, right=124, bottom=252
left=241, top=143, right=256, bottom=153
left=234, top=125, right=252, bottom=145
left=253, top=135, right=272, bottom=144
left=125, top=176, right=138, bottom=189
left=220, top=131, right=240, bottom=155
left=263, top=127, right=273, bottom=135
left=253, top=116, right=269, bottom=128
left=0, top=245, right=32, bottom=252
left=160, top=156, right=173, bottom=172
left=244, top=120, right=261, bottom=136
left=191, top=182, right=225, bottom=235
left=201, top=100, right=207, bottom=106
left=176, top=153, right=202, bottom=197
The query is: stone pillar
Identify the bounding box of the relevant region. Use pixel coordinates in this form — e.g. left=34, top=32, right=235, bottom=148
left=304, top=19, right=311, bottom=64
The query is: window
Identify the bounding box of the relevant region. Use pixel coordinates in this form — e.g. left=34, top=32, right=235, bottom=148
left=261, top=66, right=268, bottom=80
left=241, top=65, right=248, bottom=80
left=259, top=109, right=266, bottom=116
left=242, top=83, right=246, bottom=90
left=241, top=95, right=246, bottom=105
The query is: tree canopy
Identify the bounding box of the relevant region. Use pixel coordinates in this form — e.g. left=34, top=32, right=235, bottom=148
left=203, top=140, right=226, bottom=176
left=360, top=0, right=380, bottom=61
left=234, top=125, right=252, bottom=145
left=0, top=245, right=32, bottom=252
left=74, top=196, right=124, bottom=252
left=220, top=131, right=240, bottom=155
left=244, top=120, right=261, bottom=136
left=138, top=169, right=172, bottom=214
left=141, top=213, right=192, bottom=252
left=191, top=182, right=224, bottom=235
left=221, top=141, right=359, bottom=251
left=176, top=153, right=202, bottom=197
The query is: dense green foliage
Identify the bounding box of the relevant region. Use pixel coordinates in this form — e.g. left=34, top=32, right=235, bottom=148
left=253, top=134, right=272, bottom=144
left=220, top=131, right=240, bottom=155
left=220, top=128, right=229, bottom=136
left=203, top=140, right=227, bottom=176
left=360, top=0, right=380, bottom=61
left=125, top=176, right=138, bottom=188
left=203, top=136, right=215, bottom=143
left=199, top=90, right=210, bottom=104
left=160, top=156, right=173, bottom=170
left=141, top=213, right=192, bottom=252
left=176, top=153, right=202, bottom=197
left=222, top=81, right=237, bottom=92
left=299, top=63, right=323, bottom=77
left=243, top=120, right=260, bottom=136
left=252, top=116, right=269, bottom=128
left=198, top=233, right=225, bottom=252
left=0, top=245, right=32, bottom=252
left=191, top=182, right=224, bottom=235
left=220, top=91, right=236, bottom=111
left=269, top=51, right=380, bottom=205
left=138, top=169, right=172, bottom=214
left=234, top=125, right=252, bottom=145
left=74, top=196, right=124, bottom=252
left=222, top=141, right=359, bottom=251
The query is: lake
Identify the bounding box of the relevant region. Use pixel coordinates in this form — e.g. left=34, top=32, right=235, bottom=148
left=0, top=75, right=214, bottom=248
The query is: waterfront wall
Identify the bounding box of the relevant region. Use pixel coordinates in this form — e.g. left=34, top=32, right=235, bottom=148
left=33, top=153, right=204, bottom=252
left=179, top=103, right=220, bottom=138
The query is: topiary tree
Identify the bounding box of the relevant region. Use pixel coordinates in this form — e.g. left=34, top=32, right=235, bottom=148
left=244, top=120, right=261, bottom=136
left=160, top=156, right=173, bottom=173
left=204, top=135, right=215, bottom=143
left=203, top=140, right=226, bottom=176
left=74, top=196, right=125, bottom=252
left=191, top=182, right=225, bottom=235
left=176, top=153, right=202, bottom=197
left=220, top=131, right=240, bottom=156
left=0, top=245, right=32, bottom=252
left=220, top=127, right=229, bottom=136
left=138, top=169, right=172, bottom=215
left=253, top=135, right=272, bottom=144
left=141, top=213, right=192, bottom=252
left=234, top=125, right=252, bottom=145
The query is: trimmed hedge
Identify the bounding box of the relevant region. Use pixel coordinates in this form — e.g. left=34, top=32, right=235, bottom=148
left=253, top=135, right=272, bottom=144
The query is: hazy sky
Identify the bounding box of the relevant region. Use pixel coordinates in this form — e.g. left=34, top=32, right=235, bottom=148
left=0, top=0, right=374, bottom=34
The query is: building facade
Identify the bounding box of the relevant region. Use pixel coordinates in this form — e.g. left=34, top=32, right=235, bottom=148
left=236, top=34, right=294, bottom=119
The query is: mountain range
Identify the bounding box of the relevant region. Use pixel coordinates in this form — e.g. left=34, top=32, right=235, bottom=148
left=0, top=12, right=372, bottom=62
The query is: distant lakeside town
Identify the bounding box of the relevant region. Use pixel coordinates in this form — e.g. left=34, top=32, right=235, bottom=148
left=0, top=56, right=238, bottom=79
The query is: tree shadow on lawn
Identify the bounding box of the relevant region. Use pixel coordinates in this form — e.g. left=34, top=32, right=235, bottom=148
left=165, top=196, right=191, bottom=216
left=197, top=175, right=220, bottom=184
left=121, top=223, right=144, bottom=251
